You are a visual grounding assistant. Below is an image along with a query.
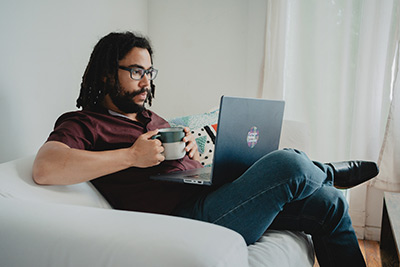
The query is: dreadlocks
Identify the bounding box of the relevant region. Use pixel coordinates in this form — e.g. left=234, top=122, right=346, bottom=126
left=76, top=31, right=155, bottom=110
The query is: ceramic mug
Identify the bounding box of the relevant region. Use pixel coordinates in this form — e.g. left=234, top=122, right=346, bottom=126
left=152, top=127, right=186, bottom=160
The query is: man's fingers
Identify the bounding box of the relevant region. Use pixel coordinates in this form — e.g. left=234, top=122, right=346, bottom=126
left=142, top=129, right=159, bottom=139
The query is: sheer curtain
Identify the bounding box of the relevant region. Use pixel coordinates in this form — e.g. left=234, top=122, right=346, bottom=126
left=261, top=0, right=400, bottom=237
left=373, top=39, right=400, bottom=191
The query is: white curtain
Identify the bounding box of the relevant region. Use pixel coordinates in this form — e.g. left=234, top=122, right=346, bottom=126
left=373, top=39, right=400, bottom=191
left=261, top=0, right=400, bottom=237
left=261, top=0, right=399, bottom=180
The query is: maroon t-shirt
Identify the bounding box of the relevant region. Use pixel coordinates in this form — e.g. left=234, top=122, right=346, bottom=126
left=47, top=108, right=209, bottom=215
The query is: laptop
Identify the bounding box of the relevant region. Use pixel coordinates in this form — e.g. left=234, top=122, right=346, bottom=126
left=150, top=96, right=285, bottom=187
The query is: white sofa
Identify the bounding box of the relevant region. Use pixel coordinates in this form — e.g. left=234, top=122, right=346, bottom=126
left=0, top=114, right=315, bottom=267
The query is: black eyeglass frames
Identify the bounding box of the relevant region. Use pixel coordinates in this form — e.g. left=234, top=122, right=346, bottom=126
left=118, top=66, right=158, bottom=81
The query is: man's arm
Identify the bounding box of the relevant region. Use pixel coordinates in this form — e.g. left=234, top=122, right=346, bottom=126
left=33, top=129, right=164, bottom=185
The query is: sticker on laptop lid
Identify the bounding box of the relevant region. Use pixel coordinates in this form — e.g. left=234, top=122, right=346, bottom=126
left=247, top=126, right=259, bottom=148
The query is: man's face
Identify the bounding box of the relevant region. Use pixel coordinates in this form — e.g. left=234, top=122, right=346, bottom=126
left=108, top=47, right=152, bottom=114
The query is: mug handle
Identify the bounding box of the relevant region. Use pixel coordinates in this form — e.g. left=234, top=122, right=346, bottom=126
left=151, top=134, right=161, bottom=140
left=151, top=134, right=165, bottom=157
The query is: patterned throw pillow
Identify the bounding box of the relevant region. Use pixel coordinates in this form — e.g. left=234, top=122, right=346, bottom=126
left=191, top=124, right=217, bottom=166
left=168, top=109, right=219, bottom=129
left=168, top=109, right=219, bottom=166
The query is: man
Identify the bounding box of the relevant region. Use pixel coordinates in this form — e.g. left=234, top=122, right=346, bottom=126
left=33, top=31, right=378, bottom=266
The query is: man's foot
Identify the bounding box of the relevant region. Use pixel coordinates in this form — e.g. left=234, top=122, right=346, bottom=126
left=327, top=161, right=379, bottom=189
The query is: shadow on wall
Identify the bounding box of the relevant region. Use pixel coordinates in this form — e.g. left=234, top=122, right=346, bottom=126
left=0, top=82, right=83, bottom=164
left=0, top=88, right=25, bottom=163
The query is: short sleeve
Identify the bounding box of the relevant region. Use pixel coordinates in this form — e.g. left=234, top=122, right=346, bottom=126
left=47, top=112, right=96, bottom=150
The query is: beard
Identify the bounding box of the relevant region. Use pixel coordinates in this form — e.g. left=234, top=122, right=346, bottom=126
left=109, top=86, right=152, bottom=114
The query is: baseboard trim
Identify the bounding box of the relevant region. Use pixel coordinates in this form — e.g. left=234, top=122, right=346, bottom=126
left=353, top=225, right=381, bottom=241
left=354, top=225, right=365, bottom=240
left=365, top=226, right=381, bottom=241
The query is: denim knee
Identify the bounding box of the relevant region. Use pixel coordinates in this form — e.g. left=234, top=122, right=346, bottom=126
left=257, top=149, right=324, bottom=186
left=232, top=149, right=326, bottom=204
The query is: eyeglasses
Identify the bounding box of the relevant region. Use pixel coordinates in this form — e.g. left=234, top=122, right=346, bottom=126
left=118, top=66, right=158, bottom=81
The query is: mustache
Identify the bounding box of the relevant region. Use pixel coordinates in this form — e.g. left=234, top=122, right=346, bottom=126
left=123, top=87, right=151, bottom=98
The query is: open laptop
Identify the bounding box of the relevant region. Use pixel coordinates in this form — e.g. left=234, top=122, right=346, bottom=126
left=150, top=96, right=285, bottom=187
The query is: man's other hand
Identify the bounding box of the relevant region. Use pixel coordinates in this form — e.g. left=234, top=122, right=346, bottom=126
left=183, top=127, right=200, bottom=162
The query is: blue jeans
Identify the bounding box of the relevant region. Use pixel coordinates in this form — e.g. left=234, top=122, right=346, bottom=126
left=175, top=149, right=365, bottom=267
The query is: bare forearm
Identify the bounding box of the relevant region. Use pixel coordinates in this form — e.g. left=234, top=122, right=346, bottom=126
left=33, top=141, right=132, bottom=185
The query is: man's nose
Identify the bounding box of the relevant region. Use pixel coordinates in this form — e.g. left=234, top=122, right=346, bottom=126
left=139, top=73, right=150, bottom=87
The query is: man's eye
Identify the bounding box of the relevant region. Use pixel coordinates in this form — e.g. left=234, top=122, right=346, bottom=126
left=132, top=69, right=143, bottom=75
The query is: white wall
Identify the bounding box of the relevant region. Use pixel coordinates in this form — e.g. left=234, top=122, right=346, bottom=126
left=0, top=0, right=148, bottom=163
left=0, top=0, right=267, bottom=163
left=148, top=0, right=267, bottom=118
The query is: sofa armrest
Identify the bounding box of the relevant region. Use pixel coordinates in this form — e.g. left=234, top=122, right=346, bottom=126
left=0, top=199, right=248, bottom=267
left=0, top=156, right=111, bottom=209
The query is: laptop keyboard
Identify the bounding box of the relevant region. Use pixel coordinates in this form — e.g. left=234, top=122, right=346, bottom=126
left=185, top=172, right=211, bottom=180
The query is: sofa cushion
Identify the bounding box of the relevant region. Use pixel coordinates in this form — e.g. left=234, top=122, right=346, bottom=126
left=248, top=230, right=314, bottom=267
left=1, top=199, right=249, bottom=267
